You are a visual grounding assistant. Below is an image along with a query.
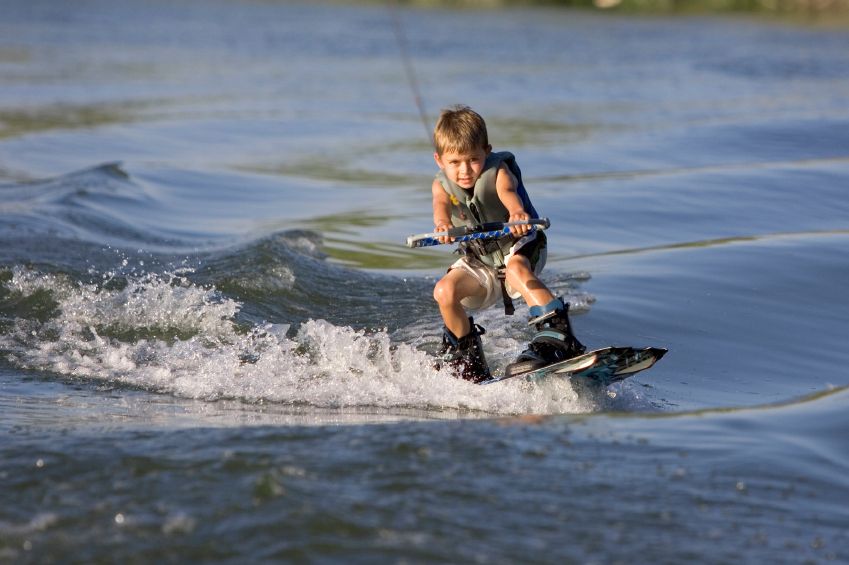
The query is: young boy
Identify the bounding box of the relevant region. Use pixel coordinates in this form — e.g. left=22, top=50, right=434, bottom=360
left=431, top=105, right=585, bottom=383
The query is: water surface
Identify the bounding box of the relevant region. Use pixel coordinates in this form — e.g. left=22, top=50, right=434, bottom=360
left=1, top=1, right=848, bottom=562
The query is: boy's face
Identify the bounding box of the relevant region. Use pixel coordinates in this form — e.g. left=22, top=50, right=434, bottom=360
left=434, top=145, right=491, bottom=190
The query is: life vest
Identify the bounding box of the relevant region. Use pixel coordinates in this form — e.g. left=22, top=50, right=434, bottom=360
left=436, top=151, right=539, bottom=268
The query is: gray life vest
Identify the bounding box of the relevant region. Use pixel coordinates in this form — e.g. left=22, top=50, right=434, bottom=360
left=436, top=151, right=539, bottom=269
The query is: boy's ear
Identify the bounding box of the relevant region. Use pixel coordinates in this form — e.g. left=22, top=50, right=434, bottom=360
left=433, top=152, right=443, bottom=168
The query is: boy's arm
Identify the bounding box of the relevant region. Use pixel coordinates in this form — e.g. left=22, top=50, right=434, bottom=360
left=495, top=164, right=532, bottom=236
left=431, top=179, right=454, bottom=244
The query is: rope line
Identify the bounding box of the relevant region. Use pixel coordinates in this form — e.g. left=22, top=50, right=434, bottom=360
left=388, top=1, right=434, bottom=148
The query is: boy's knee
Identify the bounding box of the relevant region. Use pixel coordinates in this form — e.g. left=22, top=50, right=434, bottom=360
left=506, top=257, right=532, bottom=279
left=433, top=278, right=455, bottom=305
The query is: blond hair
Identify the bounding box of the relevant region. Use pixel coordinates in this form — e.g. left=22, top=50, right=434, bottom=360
left=433, top=105, right=489, bottom=156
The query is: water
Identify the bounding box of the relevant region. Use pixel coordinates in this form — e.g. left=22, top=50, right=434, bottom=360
left=2, top=0, right=849, bottom=562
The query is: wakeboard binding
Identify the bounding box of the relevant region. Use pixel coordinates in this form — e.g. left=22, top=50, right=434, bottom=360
left=437, top=317, right=491, bottom=384
left=505, top=298, right=585, bottom=378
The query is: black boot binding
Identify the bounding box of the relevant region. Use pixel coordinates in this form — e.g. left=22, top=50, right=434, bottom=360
left=437, top=317, right=492, bottom=383
left=505, top=298, right=585, bottom=378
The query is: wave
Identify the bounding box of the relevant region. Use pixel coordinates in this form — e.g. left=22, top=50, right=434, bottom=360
left=0, top=162, right=177, bottom=245
left=569, top=228, right=849, bottom=262
left=0, top=265, right=617, bottom=416
left=536, top=154, right=849, bottom=184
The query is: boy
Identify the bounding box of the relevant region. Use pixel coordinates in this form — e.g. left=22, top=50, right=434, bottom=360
left=431, top=105, right=585, bottom=383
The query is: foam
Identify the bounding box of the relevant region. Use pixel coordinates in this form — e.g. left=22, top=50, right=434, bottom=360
left=1, top=266, right=644, bottom=416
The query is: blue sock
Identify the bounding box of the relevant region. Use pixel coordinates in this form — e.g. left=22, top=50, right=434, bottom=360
left=528, top=297, right=564, bottom=319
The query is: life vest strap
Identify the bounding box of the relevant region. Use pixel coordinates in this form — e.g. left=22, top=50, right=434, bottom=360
left=497, top=268, right=515, bottom=316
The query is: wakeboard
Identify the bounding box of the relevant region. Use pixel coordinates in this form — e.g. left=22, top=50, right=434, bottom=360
left=480, top=346, right=667, bottom=386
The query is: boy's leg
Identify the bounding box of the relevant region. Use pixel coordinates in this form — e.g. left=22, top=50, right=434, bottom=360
left=504, top=255, right=585, bottom=377
left=504, top=255, right=554, bottom=307
left=433, top=268, right=491, bottom=382
left=433, top=267, right=487, bottom=338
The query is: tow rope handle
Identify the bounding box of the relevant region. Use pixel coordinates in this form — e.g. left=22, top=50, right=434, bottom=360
left=405, top=218, right=550, bottom=248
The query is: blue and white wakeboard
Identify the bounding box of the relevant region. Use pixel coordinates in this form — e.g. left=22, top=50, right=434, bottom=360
left=480, top=346, right=667, bottom=386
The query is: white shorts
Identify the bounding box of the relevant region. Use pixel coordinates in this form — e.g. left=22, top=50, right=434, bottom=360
left=449, top=232, right=547, bottom=311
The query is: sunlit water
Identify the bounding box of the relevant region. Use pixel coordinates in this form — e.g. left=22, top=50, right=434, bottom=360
left=2, top=1, right=848, bottom=562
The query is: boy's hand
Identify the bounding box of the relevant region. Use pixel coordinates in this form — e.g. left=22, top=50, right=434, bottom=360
left=508, top=211, right=531, bottom=237
left=435, top=221, right=453, bottom=244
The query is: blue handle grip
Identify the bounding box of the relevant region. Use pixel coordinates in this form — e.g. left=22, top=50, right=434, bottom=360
left=405, top=218, right=550, bottom=248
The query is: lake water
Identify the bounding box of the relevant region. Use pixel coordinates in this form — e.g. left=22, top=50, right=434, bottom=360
left=2, top=1, right=849, bottom=562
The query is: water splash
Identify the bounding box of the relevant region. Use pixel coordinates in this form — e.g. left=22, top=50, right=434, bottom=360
left=0, top=266, right=641, bottom=416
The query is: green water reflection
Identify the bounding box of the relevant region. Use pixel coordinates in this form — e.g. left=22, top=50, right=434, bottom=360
left=296, top=211, right=448, bottom=269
